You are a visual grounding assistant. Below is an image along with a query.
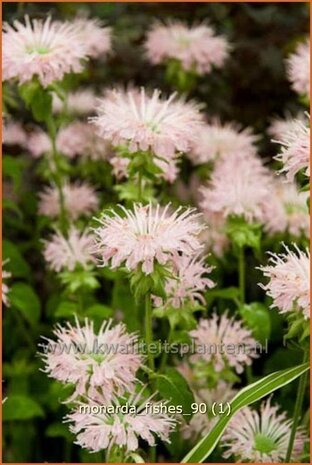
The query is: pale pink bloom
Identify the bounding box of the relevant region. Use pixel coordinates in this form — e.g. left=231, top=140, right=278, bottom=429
left=2, top=121, right=27, bottom=147
left=268, top=112, right=305, bottom=140
left=52, top=89, right=98, bottom=115
left=43, top=227, right=96, bottom=272
left=222, top=398, right=307, bottom=462
left=93, top=203, right=205, bottom=275
left=189, top=121, right=258, bottom=165
left=199, top=155, right=272, bottom=223
left=73, top=17, right=111, bottom=59
left=109, top=156, right=130, bottom=180
left=145, top=21, right=230, bottom=75
left=3, top=16, right=88, bottom=87
left=38, top=181, right=99, bottom=220
left=91, top=88, right=203, bottom=171
left=258, top=245, right=310, bottom=319
left=2, top=261, right=11, bottom=307
left=274, top=115, right=310, bottom=180
left=27, top=127, right=51, bottom=158
left=199, top=213, right=230, bottom=257
left=190, top=312, right=258, bottom=374
left=40, top=317, right=142, bottom=402
left=65, top=387, right=176, bottom=453
left=286, top=38, right=310, bottom=97
left=181, top=380, right=235, bottom=441
left=262, top=176, right=309, bottom=238
left=153, top=253, right=214, bottom=308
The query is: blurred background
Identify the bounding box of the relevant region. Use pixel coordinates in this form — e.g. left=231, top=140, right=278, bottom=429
left=2, top=2, right=309, bottom=463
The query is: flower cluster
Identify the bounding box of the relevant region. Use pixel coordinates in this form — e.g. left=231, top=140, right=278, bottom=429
left=286, top=38, right=310, bottom=98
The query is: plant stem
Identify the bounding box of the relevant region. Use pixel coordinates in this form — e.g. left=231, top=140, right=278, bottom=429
left=159, top=326, right=173, bottom=372
left=238, top=246, right=245, bottom=304
left=138, top=170, right=143, bottom=202
left=285, top=348, right=309, bottom=462
left=145, top=293, right=154, bottom=371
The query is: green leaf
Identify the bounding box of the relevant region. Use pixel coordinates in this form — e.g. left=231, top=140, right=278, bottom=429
left=10, top=282, right=40, bottom=327
left=206, top=287, right=240, bottom=301
left=154, top=367, right=195, bottom=418
left=3, top=239, right=30, bottom=278
left=54, top=300, right=78, bottom=318
left=3, top=395, right=44, bottom=421
left=19, top=81, right=52, bottom=123
left=181, top=362, right=310, bottom=463
left=45, top=422, right=73, bottom=440
left=240, top=302, right=271, bottom=344
left=84, top=304, right=113, bottom=319
left=226, top=216, right=261, bottom=251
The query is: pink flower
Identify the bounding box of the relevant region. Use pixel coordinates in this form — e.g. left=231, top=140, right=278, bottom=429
left=91, top=88, right=203, bottom=170
left=189, top=121, right=258, bottom=165
left=40, top=317, right=142, bottom=402
left=3, top=16, right=88, bottom=87
left=222, top=398, right=307, bottom=462
left=153, top=253, right=215, bottom=308
left=109, top=156, right=130, bottom=180
left=93, top=203, right=205, bottom=275
left=52, top=88, right=98, bottom=115
left=190, top=312, right=258, bottom=374
left=38, top=181, right=99, bottom=220
left=27, top=127, right=51, bottom=158
left=262, top=176, right=309, bottom=238
left=43, top=227, right=96, bottom=272
left=73, top=17, right=111, bottom=59
left=145, top=21, right=230, bottom=75
left=2, top=120, right=27, bottom=147
left=268, top=112, right=305, bottom=140
left=273, top=115, right=310, bottom=181
left=199, top=213, right=229, bottom=258
left=258, top=245, right=310, bottom=319
left=286, top=38, right=310, bottom=97
left=65, top=388, right=176, bottom=453
left=199, top=155, right=272, bottom=223
left=2, top=261, right=11, bottom=307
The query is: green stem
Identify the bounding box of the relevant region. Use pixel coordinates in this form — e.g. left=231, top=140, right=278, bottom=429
left=238, top=246, right=245, bottom=304
left=47, top=118, right=68, bottom=235
left=159, top=326, right=173, bottom=373
left=285, top=348, right=309, bottom=462
left=145, top=293, right=154, bottom=371
left=138, top=170, right=143, bottom=202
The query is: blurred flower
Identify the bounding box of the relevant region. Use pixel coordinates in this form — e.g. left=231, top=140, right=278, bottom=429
left=273, top=115, right=310, bottom=180
left=52, top=88, right=99, bottom=115
left=190, top=312, right=258, bottom=374
left=153, top=253, right=214, bottom=308
left=189, top=121, right=258, bottom=165
left=3, top=15, right=88, bottom=87
left=38, top=181, right=99, bottom=220
left=109, top=156, right=130, bottom=180
left=93, top=203, right=205, bottom=275
left=40, top=317, right=142, bottom=402
left=199, top=213, right=229, bottom=258
left=222, top=398, right=307, bottom=462
left=199, top=155, right=271, bottom=223
left=27, top=127, right=51, bottom=158
left=286, top=38, right=310, bottom=97
left=73, top=17, right=111, bottom=58
left=262, top=176, right=309, bottom=238
left=2, top=120, right=27, bottom=147
left=43, top=227, right=96, bottom=272
left=2, top=261, right=11, bottom=307
left=65, top=387, right=176, bottom=453
left=258, top=245, right=310, bottom=319
left=145, top=21, right=230, bottom=75
left=91, top=88, right=203, bottom=172
left=268, top=112, right=305, bottom=139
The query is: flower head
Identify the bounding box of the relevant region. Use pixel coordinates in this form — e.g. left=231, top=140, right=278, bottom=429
left=91, top=88, right=203, bottom=169
left=65, top=387, right=176, bottom=453
left=93, top=203, right=205, bottom=275
left=43, top=227, right=96, bottom=272
left=3, top=120, right=27, bottom=147
left=40, top=317, right=142, bottom=402
left=268, top=112, right=306, bottom=140
left=189, top=121, right=258, bottom=165
left=2, top=261, right=11, bottom=307
left=190, top=312, right=258, bottom=374
left=286, top=38, right=310, bottom=97
left=27, top=127, right=51, bottom=158
left=273, top=115, right=310, bottom=180
left=199, top=155, right=271, bottom=223
left=3, top=15, right=88, bottom=87
left=52, top=88, right=98, bottom=115
left=258, top=245, right=310, bottom=319
left=222, top=398, right=307, bottom=462
left=38, top=181, right=99, bottom=220
left=73, top=17, right=111, bottom=58
left=153, top=253, right=215, bottom=308
left=145, top=21, right=230, bottom=75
